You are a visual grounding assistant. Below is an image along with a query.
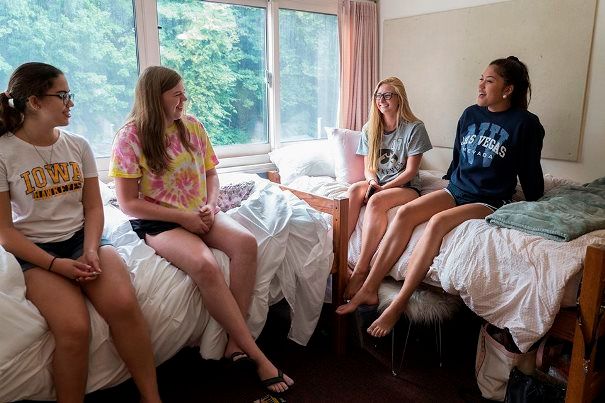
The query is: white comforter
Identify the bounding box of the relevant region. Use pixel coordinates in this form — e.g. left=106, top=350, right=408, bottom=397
left=289, top=172, right=605, bottom=353
left=0, top=179, right=332, bottom=402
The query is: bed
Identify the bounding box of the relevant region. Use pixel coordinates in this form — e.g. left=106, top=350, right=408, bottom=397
left=267, top=140, right=605, bottom=402
left=0, top=174, right=333, bottom=402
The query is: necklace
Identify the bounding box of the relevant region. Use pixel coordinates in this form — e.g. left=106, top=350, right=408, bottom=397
left=22, top=127, right=56, bottom=165
left=32, top=143, right=55, bottom=165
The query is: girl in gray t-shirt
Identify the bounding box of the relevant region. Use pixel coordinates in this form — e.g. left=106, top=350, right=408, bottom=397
left=344, top=77, right=432, bottom=300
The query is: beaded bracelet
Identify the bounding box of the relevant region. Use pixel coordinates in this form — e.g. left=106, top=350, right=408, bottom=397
left=48, top=256, right=58, bottom=272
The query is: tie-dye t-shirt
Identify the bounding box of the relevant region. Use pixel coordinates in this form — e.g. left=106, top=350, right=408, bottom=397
left=109, top=115, right=219, bottom=211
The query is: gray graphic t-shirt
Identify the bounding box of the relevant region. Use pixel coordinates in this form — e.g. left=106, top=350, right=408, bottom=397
left=356, top=121, right=432, bottom=189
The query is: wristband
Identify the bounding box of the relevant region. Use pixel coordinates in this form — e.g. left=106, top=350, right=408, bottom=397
left=48, top=256, right=58, bottom=272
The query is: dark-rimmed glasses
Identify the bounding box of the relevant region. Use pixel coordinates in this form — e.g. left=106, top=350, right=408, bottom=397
left=374, top=92, right=394, bottom=100
left=44, top=91, right=74, bottom=105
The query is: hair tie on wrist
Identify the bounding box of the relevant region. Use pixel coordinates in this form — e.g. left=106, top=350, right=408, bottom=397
left=48, top=256, right=58, bottom=272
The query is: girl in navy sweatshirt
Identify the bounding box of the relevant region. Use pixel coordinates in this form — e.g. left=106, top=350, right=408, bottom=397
left=337, top=56, right=544, bottom=338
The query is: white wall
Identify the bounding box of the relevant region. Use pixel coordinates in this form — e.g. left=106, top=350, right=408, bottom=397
left=379, top=0, right=605, bottom=183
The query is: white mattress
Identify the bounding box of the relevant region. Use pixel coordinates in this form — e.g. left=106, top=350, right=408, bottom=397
left=0, top=177, right=332, bottom=402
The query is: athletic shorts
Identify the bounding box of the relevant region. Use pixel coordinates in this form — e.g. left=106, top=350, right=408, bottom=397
left=17, top=228, right=112, bottom=272
left=444, top=184, right=511, bottom=212
left=129, top=219, right=180, bottom=240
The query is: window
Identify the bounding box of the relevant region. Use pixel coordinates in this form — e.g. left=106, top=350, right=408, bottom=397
left=0, top=0, right=339, bottom=170
left=154, top=0, right=339, bottom=164
left=279, top=9, right=339, bottom=141
left=0, top=0, right=138, bottom=158
left=157, top=0, right=268, bottom=147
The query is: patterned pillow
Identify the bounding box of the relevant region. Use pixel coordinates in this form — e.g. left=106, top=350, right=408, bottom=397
left=216, top=180, right=256, bottom=212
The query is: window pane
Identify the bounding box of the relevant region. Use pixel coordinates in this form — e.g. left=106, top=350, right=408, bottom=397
left=279, top=9, right=339, bottom=142
left=157, top=0, right=268, bottom=146
left=0, top=0, right=138, bottom=158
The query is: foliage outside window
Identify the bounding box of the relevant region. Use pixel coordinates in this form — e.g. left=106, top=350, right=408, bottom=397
left=0, top=0, right=340, bottom=162
left=279, top=9, right=339, bottom=141
left=0, top=0, right=138, bottom=158
left=157, top=0, right=268, bottom=146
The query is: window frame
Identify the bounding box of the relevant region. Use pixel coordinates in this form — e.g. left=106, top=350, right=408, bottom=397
left=121, top=0, right=339, bottom=173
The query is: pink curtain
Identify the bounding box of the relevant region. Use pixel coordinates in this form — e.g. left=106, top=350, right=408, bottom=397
left=338, top=0, right=378, bottom=130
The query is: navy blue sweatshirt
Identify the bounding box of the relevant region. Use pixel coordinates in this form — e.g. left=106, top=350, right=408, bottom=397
left=444, top=105, right=545, bottom=201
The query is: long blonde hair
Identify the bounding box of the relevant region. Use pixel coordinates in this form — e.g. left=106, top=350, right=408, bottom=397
left=366, top=77, right=419, bottom=173
left=126, top=66, right=192, bottom=174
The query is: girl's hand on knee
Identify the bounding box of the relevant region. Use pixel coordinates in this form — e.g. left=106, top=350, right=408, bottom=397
left=83, top=249, right=102, bottom=275
left=199, top=205, right=216, bottom=230
left=180, top=211, right=209, bottom=234
left=50, top=258, right=98, bottom=282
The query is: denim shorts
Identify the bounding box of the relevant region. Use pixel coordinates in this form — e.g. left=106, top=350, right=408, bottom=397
left=129, top=219, right=180, bottom=240
left=444, top=184, right=511, bottom=212
left=17, top=228, right=112, bottom=272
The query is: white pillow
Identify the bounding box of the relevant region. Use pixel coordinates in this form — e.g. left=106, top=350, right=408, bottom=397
left=419, top=170, right=449, bottom=195
left=326, top=127, right=365, bottom=184
left=269, top=141, right=335, bottom=185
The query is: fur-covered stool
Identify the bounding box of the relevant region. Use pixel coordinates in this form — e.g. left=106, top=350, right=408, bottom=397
left=378, top=278, right=463, bottom=375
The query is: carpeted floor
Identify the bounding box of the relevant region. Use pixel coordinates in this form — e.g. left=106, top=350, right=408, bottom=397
left=21, top=301, right=488, bottom=403
left=82, top=301, right=486, bottom=403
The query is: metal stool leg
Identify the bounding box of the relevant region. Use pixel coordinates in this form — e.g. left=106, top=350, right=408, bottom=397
left=392, top=319, right=413, bottom=376
left=391, top=327, right=396, bottom=376
left=437, top=320, right=443, bottom=367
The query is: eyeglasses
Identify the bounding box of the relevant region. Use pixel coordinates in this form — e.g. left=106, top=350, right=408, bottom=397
left=44, top=91, right=74, bottom=105
left=374, top=92, right=394, bottom=100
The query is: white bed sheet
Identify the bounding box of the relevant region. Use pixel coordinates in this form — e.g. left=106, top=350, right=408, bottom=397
left=288, top=172, right=604, bottom=353
left=0, top=177, right=332, bottom=402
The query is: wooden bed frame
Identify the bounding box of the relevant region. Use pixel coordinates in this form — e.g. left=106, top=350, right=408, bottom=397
left=267, top=170, right=605, bottom=402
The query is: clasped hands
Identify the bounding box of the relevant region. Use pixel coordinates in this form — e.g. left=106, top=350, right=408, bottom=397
left=181, top=204, right=221, bottom=235
left=50, top=249, right=102, bottom=283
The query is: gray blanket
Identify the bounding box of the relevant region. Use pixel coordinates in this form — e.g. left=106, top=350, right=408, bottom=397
left=486, top=177, right=605, bottom=241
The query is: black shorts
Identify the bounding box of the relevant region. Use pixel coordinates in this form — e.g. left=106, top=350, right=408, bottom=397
left=404, top=183, right=422, bottom=196
left=129, top=219, right=180, bottom=240
left=17, top=228, right=112, bottom=272
left=444, top=184, right=511, bottom=211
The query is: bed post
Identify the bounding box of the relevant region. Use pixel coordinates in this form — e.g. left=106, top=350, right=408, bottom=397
left=331, top=197, right=349, bottom=355
left=566, top=244, right=605, bottom=403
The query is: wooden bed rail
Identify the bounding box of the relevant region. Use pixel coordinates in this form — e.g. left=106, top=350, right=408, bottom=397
left=267, top=172, right=350, bottom=354
left=562, top=243, right=605, bottom=403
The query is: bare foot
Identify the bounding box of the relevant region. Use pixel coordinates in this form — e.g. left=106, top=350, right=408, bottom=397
left=336, top=287, right=379, bottom=315
left=344, top=270, right=368, bottom=299
left=367, top=303, right=404, bottom=337
left=257, top=362, right=294, bottom=394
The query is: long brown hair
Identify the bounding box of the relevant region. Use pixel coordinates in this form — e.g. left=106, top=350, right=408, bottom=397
left=126, top=66, right=192, bottom=174
left=366, top=77, right=419, bottom=173
left=1, top=62, right=63, bottom=136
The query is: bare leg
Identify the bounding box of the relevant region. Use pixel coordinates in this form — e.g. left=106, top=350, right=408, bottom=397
left=368, top=203, right=493, bottom=337
left=337, top=190, right=455, bottom=315
left=202, top=213, right=257, bottom=358
left=345, top=187, right=419, bottom=299
left=24, top=269, right=90, bottom=403
left=147, top=229, right=293, bottom=393
left=82, top=246, right=161, bottom=403
left=347, top=181, right=369, bottom=240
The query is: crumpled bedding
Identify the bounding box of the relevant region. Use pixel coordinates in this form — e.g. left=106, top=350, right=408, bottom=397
left=0, top=177, right=332, bottom=402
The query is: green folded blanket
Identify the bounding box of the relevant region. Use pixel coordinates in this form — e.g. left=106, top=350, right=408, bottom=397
left=486, top=177, right=605, bottom=242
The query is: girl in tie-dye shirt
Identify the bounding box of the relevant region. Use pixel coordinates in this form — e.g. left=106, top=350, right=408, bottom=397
left=109, top=66, right=293, bottom=394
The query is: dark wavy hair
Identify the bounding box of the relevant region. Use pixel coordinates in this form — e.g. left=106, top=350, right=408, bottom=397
left=0, top=62, right=63, bottom=136
left=489, top=56, right=531, bottom=110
